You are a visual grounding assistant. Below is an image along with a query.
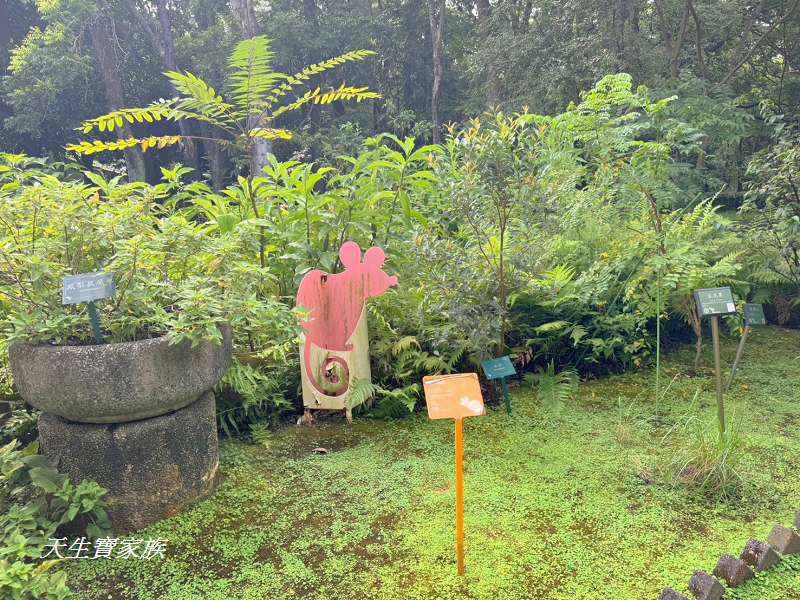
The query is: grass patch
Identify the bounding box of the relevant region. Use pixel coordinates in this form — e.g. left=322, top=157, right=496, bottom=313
left=65, top=326, right=800, bottom=599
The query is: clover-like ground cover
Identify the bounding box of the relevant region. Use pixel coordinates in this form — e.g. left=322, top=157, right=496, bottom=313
left=67, top=327, right=800, bottom=599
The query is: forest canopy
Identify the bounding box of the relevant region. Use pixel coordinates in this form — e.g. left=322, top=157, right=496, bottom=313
left=1, top=0, right=798, bottom=192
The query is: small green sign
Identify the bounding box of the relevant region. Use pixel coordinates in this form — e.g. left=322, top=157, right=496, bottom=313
left=480, top=356, right=516, bottom=380
left=62, top=272, right=116, bottom=305
left=694, top=287, right=736, bottom=318
left=744, top=303, right=766, bottom=326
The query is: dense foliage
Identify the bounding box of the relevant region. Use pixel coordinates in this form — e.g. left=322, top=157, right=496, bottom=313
left=1, top=440, right=110, bottom=599
left=1, top=3, right=798, bottom=597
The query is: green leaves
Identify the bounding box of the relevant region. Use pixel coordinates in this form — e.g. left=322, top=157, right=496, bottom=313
left=1, top=439, right=110, bottom=598
left=525, top=361, right=578, bottom=407
left=27, top=467, right=59, bottom=494
left=65, top=35, right=378, bottom=175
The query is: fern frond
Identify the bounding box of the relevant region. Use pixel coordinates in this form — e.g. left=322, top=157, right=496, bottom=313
left=347, top=378, right=380, bottom=410
left=272, top=84, right=381, bottom=119
left=166, top=72, right=236, bottom=125
left=392, top=335, right=420, bottom=355
left=66, top=135, right=183, bottom=155
left=526, top=361, right=578, bottom=406
left=262, top=49, right=377, bottom=108
left=227, top=36, right=283, bottom=115
left=79, top=106, right=173, bottom=134
left=248, top=127, right=293, bottom=140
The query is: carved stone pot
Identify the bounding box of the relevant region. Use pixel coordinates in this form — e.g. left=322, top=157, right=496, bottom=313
left=9, top=327, right=232, bottom=532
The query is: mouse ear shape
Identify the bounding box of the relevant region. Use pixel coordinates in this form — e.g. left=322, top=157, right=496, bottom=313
left=363, top=246, right=386, bottom=269
left=339, top=241, right=362, bottom=269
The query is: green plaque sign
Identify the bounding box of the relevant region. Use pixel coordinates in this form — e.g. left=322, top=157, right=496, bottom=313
left=480, top=356, right=516, bottom=380
left=744, top=303, right=766, bottom=326
left=480, top=356, right=516, bottom=416
left=62, top=272, right=116, bottom=305
left=694, top=287, right=736, bottom=318
left=62, top=272, right=115, bottom=344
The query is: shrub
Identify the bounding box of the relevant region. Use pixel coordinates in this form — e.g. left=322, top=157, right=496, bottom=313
left=0, top=440, right=110, bottom=599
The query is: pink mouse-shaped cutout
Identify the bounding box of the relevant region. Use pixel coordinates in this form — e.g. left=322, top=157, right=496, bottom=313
left=296, top=241, right=398, bottom=396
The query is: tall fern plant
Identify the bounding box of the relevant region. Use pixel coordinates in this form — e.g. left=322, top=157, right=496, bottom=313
left=67, top=35, right=378, bottom=268
left=67, top=35, right=379, bottom=178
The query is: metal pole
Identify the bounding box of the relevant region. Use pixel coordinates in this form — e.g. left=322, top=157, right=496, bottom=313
left=454, top=417, right=465, bottom=575
left=725, top=326, right=750, bottom=392
left=87, top=301, right=105, bottom=345
left=710, top=316, right=725, bottom=436
left=501, top=378, right=512, bottom=415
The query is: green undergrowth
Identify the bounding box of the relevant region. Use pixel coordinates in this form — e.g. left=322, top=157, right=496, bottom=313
left=66, top=326, right=800, bottom=599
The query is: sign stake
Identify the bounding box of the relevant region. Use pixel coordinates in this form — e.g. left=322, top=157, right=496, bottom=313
left=62, top=272, right=115, bottom=345
left=725, top=326, right=750, bottom=393
left=422, top=373, right=485, bottom=576
left=86, top=301, right=105, bottom=345
left=454, top=417, right=465, bottom=576
left=500, top=378, right=512, bottom=415
left=710, top=315, right=726, bottom=436
left=480, top=356, right=516, bottom=416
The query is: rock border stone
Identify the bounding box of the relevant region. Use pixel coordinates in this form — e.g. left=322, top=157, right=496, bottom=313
left=661, top=512, right=800, bottom=599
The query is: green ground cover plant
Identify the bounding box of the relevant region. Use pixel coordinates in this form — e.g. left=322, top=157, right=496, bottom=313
left=61, top=326, right=800, bottom=599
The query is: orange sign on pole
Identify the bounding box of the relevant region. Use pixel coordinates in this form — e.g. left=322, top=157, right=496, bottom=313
left=422, top=373, right=485, bottom=576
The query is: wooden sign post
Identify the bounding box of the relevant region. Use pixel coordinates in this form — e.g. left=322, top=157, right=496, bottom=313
left=726, top=303, right=766, bottom=392
left=693, top=287, right=736, bottom=435
left=480, top=356, right=516, bottom=415
left=62, top=272, right=116, bottom=344
left=422, top=373, right=485, bottom=576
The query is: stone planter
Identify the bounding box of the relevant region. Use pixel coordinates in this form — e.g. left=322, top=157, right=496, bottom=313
left=39, top=391, right=220, bottom=532
left=9, top=327, right=232, bottom=423
left=9, top=327, right=232, bottom=532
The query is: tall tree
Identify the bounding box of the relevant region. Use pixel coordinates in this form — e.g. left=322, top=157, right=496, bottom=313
left=427, top=0, right=445, bottom=144
left=230, top=0, right=270, bottom=174
left=477, top=0, right=498, bottom=106
left=88, top=13, right=147, bottom=181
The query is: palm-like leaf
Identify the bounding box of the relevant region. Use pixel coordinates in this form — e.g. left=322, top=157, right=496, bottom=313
left=67, top=35, right=379, bottom=164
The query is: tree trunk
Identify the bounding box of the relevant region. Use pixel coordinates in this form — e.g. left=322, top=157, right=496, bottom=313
left=427, top=0, right=445, bottom=144
left=477, top=0, right=498, bottom=107
left=201, top=124, right=227, bottom=192
left=89, top=16, right=147, bottom=182
left=155, top=0, right=200, bottom=173
left=670, top=1, right=691, bottom=78
left=688, top=0, right=707, bottom=78
left=230, top=0, right=269, bottom=175
left=0, top=2, right=10, bottom=51
left=303, top=0, right=322, bottom=131
left=230, top=0, right=259, bottom=37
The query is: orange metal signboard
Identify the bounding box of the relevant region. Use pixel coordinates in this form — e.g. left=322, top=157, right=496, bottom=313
left=422, top=373, right=485, bottom=420
left=422, top=372, right=486, bottom=576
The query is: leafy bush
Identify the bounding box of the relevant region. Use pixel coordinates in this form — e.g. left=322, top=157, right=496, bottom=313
left=740, top=113, right=800, bottom=323
left=1, top=440, right=110, bottom=599
left=0, top=155, right=230, bottom=346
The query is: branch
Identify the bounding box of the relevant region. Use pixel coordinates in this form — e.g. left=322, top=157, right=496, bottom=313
left=720, top=0, right=799, bottom=86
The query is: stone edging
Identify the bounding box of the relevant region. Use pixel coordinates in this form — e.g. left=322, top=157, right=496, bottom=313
left=660, top=512, right=800, bottom=599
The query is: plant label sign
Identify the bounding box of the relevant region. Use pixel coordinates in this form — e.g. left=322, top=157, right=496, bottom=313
left=423, top=373, right=485, bottom=420
left=62, top=272, right=116, bottom=305
left=422, top=372, right=485, bottom=576
left=744, top=303, right=766, bottom=326
left=480, top=356, right=516, bottom=380
left=694, top=287, right=736, bottom=318
left=480, top=356, right=516, bottom=415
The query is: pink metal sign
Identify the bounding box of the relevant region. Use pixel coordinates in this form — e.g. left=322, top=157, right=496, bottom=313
left=296, top=241, right=398, bottom=421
